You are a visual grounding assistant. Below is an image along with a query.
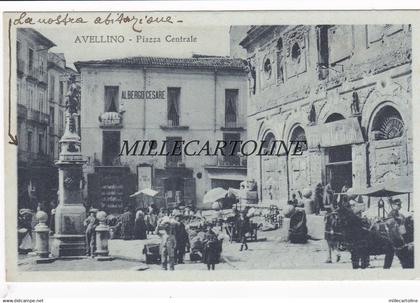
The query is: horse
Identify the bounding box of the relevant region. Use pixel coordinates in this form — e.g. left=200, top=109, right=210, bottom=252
left=336, top=205, right=395, bottom=269
left=324, top=211, right=345, bottom=263
left=370, top=215, right=414, bottom=268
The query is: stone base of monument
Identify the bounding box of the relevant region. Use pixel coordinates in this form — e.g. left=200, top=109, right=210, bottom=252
left=51, top=235, right=86, bottom=257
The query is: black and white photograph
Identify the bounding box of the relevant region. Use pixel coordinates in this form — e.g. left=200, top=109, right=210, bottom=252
left=3, top=10, right=417, bottom=284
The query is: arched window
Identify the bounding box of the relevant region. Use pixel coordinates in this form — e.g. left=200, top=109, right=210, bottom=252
left=325, top=113, right=345, bottom=123
left=291, top=42, right=301, bottom=61
left=262, top=132, right=276, bottom=152
left=290, top=126, right=308, bottom=151
left=371, top=106, right=404, bottom=140
left=263, top=58, right=272, bottom=79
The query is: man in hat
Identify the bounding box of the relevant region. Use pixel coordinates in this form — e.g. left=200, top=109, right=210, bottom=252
left=388, top=198, right=405, bottom=224
left=84, top=208, right=98, bottom=257
left=174, top=214, right=190, bottom=264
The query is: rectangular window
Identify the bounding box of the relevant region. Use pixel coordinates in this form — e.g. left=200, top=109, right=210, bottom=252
left=28, top=48, right=34, bottom=73
left=222, top=132, right=241, bottom=165
left=225, top=89, right=238, bottom=128
left=50, top=106, right=55, bottom=125
left=102, top=131, right=121, bottom=166
left=16, top=41, right=23, bottom=72
left=166, top=136, right=182, bottom=167
left=59, top=81, right=64, bottom=104
left=27, top=131, right=32, bottom=152
left=59, top=109, right=64, bottom=135
left=49, top=75, right=55, bottom=100
left=167, top=87, right=180, bottom=126
left=317, top=25, right=330, bottom=80
left=39, top=92, right=44, bottom=112
left=49, top=137, right=55, bottom=158
left=38, top=133, right=44, bottom=154
left=104, top=86, right=119, bottom=112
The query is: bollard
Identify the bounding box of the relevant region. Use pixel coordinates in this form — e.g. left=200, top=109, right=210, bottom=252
left=34, top=211, right=55, bottom=264
left=95, top=211, right=113, bottom=261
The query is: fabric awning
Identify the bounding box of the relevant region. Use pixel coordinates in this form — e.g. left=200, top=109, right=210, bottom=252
left=130, top=188, right=159, bottom=198
left=346, top=176, right=413, bottom=197
left=307, top=117, right=364, bottom=148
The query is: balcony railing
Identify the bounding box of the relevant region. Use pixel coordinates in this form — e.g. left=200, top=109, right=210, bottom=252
left=27, top=110, right=49, bottom=125
left=217, top=155, right=247, bottom=167
left=167, top=111, right=179, bottom=127
left=17, top=104, right=27, bottom=119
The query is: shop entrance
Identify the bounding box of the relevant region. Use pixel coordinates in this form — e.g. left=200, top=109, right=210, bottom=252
left=325, top=145, right=352, bottom=193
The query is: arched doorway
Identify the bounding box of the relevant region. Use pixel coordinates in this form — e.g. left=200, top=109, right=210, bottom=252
left=259, top=132, right=280, bottom=203
left=323, top=113, right=352, bottom=192
left=288, top=125, right=309, bottom=199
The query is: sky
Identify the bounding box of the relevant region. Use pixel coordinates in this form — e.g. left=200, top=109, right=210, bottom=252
left=36, top=25, right=231, bottom=70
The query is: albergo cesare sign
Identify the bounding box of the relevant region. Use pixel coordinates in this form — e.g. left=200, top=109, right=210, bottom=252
left=121, top=90, right=166, bottom=100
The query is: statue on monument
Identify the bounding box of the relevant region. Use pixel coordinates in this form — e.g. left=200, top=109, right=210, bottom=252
left=65, top=74, right=81, bottom=116
left=64, top=74, right=81, bottom=134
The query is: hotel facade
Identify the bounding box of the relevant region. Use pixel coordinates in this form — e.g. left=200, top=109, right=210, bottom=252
left=75, top=55, right=248, bottom=213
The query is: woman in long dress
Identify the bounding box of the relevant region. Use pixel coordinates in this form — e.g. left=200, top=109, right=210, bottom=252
left=119, top=208, right=134, bottom=240
left=134, top=210, right=148, bottom=240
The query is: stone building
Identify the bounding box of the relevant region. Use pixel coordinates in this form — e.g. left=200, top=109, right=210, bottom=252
left=237, top=25, right=412, bottom=209
left=75, top=55, right=248, bottom=213
left=16, top=28, right=57, bottom=210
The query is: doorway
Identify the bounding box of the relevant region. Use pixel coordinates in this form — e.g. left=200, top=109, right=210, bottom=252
left=102, top=131, right=121, bottom=165
left=325, top=145, right=352, bottom=192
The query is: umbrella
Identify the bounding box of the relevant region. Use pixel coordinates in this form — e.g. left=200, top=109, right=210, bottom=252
left=130, top=188, right=159, bottom=198
left=203, top=187, right=228, bottom=204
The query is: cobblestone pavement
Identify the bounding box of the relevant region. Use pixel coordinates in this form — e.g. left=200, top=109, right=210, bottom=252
left=18, top=229, right=399, bottom=271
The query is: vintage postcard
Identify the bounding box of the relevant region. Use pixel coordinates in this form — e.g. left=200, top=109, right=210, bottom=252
left=3, top=10, right=419, bottom=281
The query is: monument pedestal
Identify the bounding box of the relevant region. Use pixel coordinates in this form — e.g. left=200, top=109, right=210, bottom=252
left=51, top=204, right=86, bottom=257
left=50, top=76, right=87, bottom=258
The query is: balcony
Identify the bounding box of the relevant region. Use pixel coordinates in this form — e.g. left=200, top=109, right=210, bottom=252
left=205, top=155, right=247, bottom=170
left=165, top=156, right=185, bottom=168
left=99, top=112, right=123, bottom=128
left=17, top=104, right=27, bottom=119
left=27, top=110, right=49, bottom=125
left=217, top=155, right=247, bottom=167
left=37, top=67, right=48, bottom=85
left=221, top=116, right=245, bottom=131
left=27, top=67, right=38, bottom=81
left=160, top=114, right=189, bottom=130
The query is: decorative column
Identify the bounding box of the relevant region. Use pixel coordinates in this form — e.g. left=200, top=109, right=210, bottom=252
left=51, top=75, right=87, bottom=257
left=95, top=211, right=112, bottom=261
left=34, top=211, right=55, bottom=263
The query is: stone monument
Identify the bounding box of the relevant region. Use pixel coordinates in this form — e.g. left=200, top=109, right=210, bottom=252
left=51, top=75, right=87, bottom=257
